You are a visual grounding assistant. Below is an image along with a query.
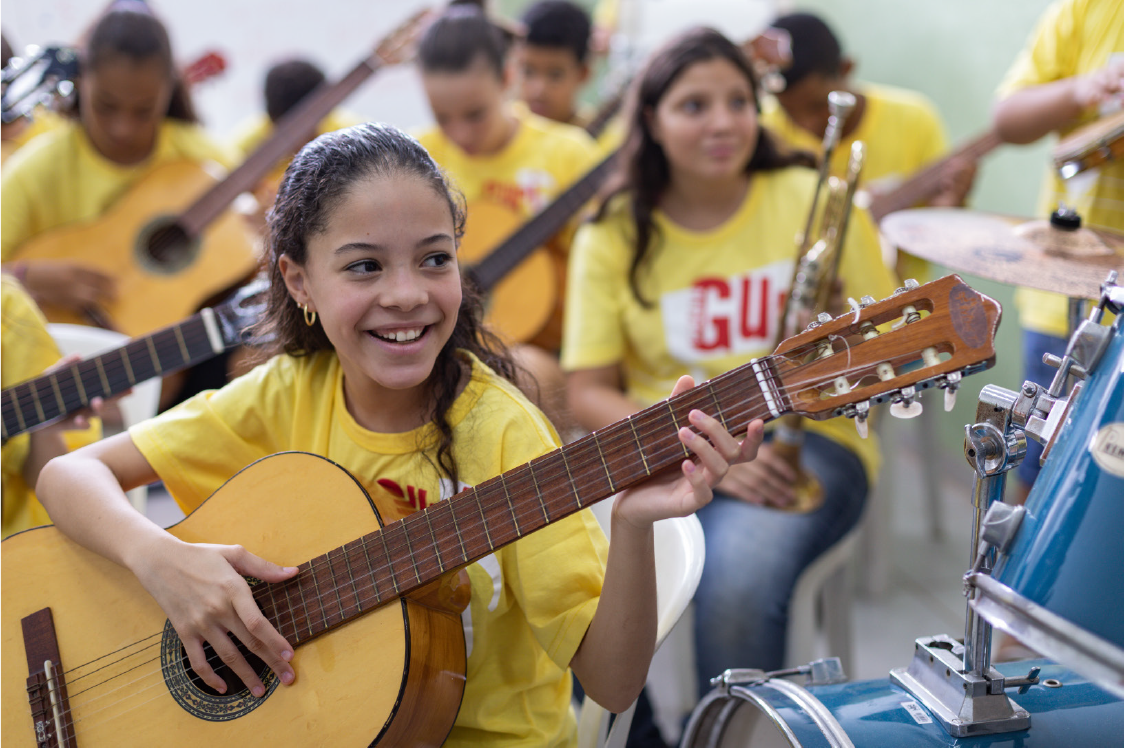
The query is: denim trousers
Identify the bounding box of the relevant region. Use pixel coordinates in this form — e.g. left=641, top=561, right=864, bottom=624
left=692, top=431, right=868, bottom=696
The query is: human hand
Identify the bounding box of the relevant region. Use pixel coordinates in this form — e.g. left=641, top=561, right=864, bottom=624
left=931, top=156, right=978, bottom=208
left=612, top=375, right=765, bottom=530
left=133, top=538, right=299, bottom=697
left=1074, top=58, right=1124, bottom=111
left=21, top=260, right=116, bottom=312
left=716, top=442, right=799, bottom=508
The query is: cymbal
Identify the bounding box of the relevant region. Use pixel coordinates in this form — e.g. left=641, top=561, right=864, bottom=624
left=881, top=208, right=1123, bottom=299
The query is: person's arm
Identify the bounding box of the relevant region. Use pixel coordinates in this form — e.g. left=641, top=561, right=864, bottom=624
left=568, top=375, right=764, bottom=710
left=994, top=58, right=1124, bottom=145
left=566, top=364, right=640, bottom=431
left=36, top=433, right=298, bottom=697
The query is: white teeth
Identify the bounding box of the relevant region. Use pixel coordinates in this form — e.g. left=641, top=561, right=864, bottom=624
left=375, top=327, right=424, bottom=342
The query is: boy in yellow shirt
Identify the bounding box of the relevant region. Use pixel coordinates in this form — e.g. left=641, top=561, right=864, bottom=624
left=415, top=5, right=599, bottom=434
left=760, top=11, right=978, bottom=280
left=515, top=1, right=595, bottom=129
left=993, top=0, right=1123, bottom=498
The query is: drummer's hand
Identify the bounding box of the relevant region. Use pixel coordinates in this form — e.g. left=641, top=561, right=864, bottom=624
left=718, top=442, right=798, bottom=508
left=612, top=376, right=764, bottom=529
left=132, top=536, right=299, bottom=697
left=1074, top=57, right=1124, bottom=110
left=931, top=156, right=978, bottom=208
left=20, top=260, right=117, bottom=313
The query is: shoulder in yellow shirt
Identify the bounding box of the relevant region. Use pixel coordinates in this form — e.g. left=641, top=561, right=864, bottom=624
left=1, top=118, right=234, bottom=262
left=229, top=109, right=362, bottom=186
left=129, top=349, right=608, bottom=747
left=1, top=274, right=102, bottom=537
left=562, top=166, right=897, bottom=482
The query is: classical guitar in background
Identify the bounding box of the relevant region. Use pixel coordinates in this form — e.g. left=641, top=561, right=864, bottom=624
left=1, top=274, right=1001, bottom=747
left=6, top=11, right=426, bottom=340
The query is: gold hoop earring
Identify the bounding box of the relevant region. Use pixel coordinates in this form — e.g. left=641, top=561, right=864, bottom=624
left=301, top=303, right=317, bottom=327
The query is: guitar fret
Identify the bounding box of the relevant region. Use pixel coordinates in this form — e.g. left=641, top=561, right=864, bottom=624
left=528, top=460, right=550, bottom=523
left=173, top=325, right=191, bottom=363
left=475, top=492, right=495, bottom=550
left=294, top=570, right=314, bottom=639
left=626, top=415, right=652, bottom=476
left=423, top=511, right=445, bottom=573
left=262, top=583, right=280, bottom=634
left=94, top=358, right=112, bottom=394
left=379, top=531, right=400, bottom=595
left=119, top=349, right=136, bottom=385
left=400, top=522, right=423, bottom=585
left=48, top=374, right=66, bottom=414
left=360, top=537, right=381, bottom=603
left=498, top=473, right=521, bottom=536
left=10, top=388, right=27, bottom=432
left=592, top=433, right=616, bottom=493
left=325, top=550, right=347, bottom=623
left=558, top=449, right=581, bottom=509
left=281, top=578, right=299, bottom=643
left=145, top=337, right=162, bottom=374
left=308, top=561, right=329, bottom=630
left=448, top=502, right=468, bottom=564
left=341, top=545, right=362, bottom=614
left=29, top=385, right=46, bottom=425
left=667, top=401, right=690, bottom=457
left=707, top=383, right=729, bottom=431
left=70, top=364, right=88, bottom=405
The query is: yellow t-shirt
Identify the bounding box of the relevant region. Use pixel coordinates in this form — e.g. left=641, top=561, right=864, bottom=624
left=229, top=109, right=361, bottom=189
left=762, top=82, right=950, bottom=282
left=1, top=118, right=233, bottom=262
left=416, top=105, right=599, bottom=241
left=0, top=108, right=65, bottom=166
left=129, top=349, right=609, bottom=747
left=561, top=167, right=898, bottom=483
left=997, top=0, right=1125, bottom=336
left=1, top=276, right=60, bottom=536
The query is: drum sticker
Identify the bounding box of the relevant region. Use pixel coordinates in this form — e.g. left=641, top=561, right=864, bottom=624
left=900, top=700, right=934, bottom=725
left=1090, top=423, right=1124, bottom=477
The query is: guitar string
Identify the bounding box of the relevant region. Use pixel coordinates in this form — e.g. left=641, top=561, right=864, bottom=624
left=51, top=341, right=908, bottom=708
left=48, top=334, right=944, bottom=727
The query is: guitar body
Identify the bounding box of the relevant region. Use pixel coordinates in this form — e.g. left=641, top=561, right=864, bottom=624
left=1, top=453, right=466, bottom=747
left=11, top=160, right=261, bottom=338
left=460, top=202, right=562, bottom=349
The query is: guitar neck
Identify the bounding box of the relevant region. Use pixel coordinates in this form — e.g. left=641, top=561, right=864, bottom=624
left=179, top=52, right=384, bottom=237
left=465, top=150, right=618, bottom=291
left=254, top=357, right=779, bottom=645
left=0, top=312, right=226, bottom=443
left=868, top=129, right=1003, bottom=223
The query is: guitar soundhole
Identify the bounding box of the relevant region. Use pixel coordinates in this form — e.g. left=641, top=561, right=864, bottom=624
left=180, top=634, right=271, bottom=697
left=160, top=620, right=277, bottom=721
left=136, top=217, right=200, bottom=276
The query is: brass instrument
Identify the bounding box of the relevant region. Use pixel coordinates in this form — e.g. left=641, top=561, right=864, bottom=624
left=772, top=91, right=866, bottom=513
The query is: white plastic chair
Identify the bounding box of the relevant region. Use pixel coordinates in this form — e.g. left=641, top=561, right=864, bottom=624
left=47, top=323, right=162, bottom=514
left=783, top=523, right=861, bottom=672
left=575, top=500, right=706, bottom=748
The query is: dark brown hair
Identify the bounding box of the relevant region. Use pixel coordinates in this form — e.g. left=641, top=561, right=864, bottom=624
left=598, top=27, right=815, bottom=305
left=258, top=122, right=517, bottom=488
left=77, top=6, right=197, bottom=122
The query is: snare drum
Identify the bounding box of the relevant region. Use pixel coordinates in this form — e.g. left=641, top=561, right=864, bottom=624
left=682, top=660, right=1123, bottom=747
left=972, top=318, right=1124, bottom=695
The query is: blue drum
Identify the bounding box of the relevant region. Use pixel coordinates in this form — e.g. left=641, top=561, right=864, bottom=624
left=972, top=316, right=1124, bottom=695
left=681, top=660, right=1123, bottom=747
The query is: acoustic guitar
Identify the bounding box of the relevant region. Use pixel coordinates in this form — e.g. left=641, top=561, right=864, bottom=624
left=1, top=275, right=1000, bottom=747
left=0, top=279, right=266, bottom=446
left=460, top=149, right=618, bottom=348
left=8, top=12, right=425, bottom=339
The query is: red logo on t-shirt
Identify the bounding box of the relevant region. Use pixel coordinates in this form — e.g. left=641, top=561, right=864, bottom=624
left=377, top=478, right=429, bottom=511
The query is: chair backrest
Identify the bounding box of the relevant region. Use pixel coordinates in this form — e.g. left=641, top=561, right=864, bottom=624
left=577, top=501, right=706, bottom=748
left=47, top=324, right=162, bottom=514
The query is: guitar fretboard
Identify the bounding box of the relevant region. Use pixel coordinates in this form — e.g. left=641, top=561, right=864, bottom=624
left=253, top=358, right=782, bottom=645
left=1, top=314, right=220, bottom=443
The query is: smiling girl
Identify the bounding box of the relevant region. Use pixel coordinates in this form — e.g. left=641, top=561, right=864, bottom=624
left=36, top=122, right=761, bottom=746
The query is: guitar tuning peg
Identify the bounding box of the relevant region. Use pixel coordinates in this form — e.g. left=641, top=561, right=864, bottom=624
left=890, top=400, right=924, bottom=419
left=859, top=295, right=876, bottom=307
left=816, top=312, right=833, bottom=324
left=855, top=414, right=869, bottom=439
left=944, top=387, right=958, bottom=412
left=904, top=278, right=920, bottom=289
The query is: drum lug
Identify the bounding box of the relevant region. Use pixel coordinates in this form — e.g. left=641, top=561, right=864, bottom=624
left=710, top=657, right=848, bottom=693
left=979, top=502, right=1026, bottom=556
left=1006, top=665, right=1042, bottom=695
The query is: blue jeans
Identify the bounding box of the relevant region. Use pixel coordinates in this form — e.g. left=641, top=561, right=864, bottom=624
left=692, top=431, right=868, bottom=694
left=1016, top=330, right=1069, bottom=488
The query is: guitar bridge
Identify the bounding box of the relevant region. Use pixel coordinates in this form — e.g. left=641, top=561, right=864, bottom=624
left=22, top=608, right=76, bottom=748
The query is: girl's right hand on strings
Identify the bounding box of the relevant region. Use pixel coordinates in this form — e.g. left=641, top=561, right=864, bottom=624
left=132, top=537, right=299, bottom=697
left=22, top=260, right=117, bottom=312
left=718, top=442, right=798, bottom=508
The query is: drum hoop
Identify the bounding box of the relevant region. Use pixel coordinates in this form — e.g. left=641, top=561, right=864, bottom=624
left=969, top=573, right=1125, bottom=698
left=746, top=679, right=856, bottom=748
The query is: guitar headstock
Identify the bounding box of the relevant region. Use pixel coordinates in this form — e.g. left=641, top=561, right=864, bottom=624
left=182, top=51, right=227, bottom=86
left=771, top=274, right=1001, bottom=423
left=374, top=9, right=435, bottom=67
left=214, top=276, right=271, bottom=347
